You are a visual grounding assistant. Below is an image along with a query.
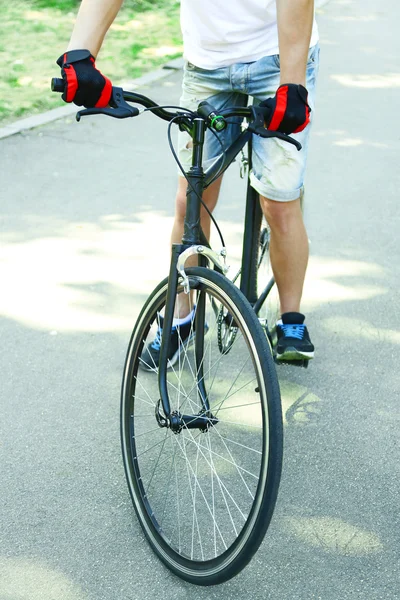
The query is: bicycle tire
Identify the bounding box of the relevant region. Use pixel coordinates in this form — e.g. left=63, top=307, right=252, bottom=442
left=218, top=221, right=279, bottom=351
left=121, top=267, right=283, bottom=585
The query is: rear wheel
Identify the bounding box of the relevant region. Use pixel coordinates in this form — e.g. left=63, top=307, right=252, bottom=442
left=256, top=222, right=280, bottom=346
left=121, top=267, right=283, bottom=585
left=218, top=219, right=280, bottom=351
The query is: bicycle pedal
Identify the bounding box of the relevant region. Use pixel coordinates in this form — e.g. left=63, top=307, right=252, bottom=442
left=274, top=357, right=309, bottom=369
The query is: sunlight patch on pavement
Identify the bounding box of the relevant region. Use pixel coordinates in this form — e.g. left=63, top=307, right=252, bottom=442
left=334, top=137, right=364, bottom=147
left=0, top=212, right=242, bottom=333
left=0, top=557, right=89, bottom=600
left=0, top=212, right=173, bottom=332
left=284, top=516, right=383, bottom=556
left=323, top=316, right=400, bottom=345
left=331, top=73, right=400, bottom=88
left=331, top=15, right=378, bottom=22
left=302, top=257, right=386, bottom=312
left=333, top=137, right=388, bottom=148
left=314, top=130, right=389, bottom=148
left=315, top=0, right=332, bottom=7
left=0, top=214, right=387, bottom=333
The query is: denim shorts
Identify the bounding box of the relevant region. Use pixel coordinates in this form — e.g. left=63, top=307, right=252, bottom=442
left=178, top=44, right=320, bottom=201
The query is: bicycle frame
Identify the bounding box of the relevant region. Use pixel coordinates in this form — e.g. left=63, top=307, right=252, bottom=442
left=204, top=130, right=274, bottom=314
left=158, top=117, right=274, bottom=427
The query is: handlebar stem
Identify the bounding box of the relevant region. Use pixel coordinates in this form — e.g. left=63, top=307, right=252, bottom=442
left=182, top=118, right=207, bottom=246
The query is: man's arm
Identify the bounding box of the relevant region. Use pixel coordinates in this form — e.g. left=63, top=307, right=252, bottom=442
left=276, top=0, right=314, bottom=86
left=56, top=0, right=123, bottom=107
left=259, top=0, right=314, bottom=134
left=67, top=0, right=124, bottom=57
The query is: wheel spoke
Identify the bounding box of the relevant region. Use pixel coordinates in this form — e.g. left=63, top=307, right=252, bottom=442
left=181, top=427, right=248, bottom=524
left=121, top=269, right=282, bottom=581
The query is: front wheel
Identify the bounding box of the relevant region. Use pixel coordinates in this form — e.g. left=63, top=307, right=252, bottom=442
left=121, top=267, right=283, bottom=585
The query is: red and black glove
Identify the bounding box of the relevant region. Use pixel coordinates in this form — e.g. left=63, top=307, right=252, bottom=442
left=56, top=49, right=112, bottom=108
left=260, top=84, right=311, bottom=135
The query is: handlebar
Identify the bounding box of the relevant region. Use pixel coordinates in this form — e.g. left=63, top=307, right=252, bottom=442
left=50, top=79, right=302, bottom=151
left=51, top=78, right=65, bottom=93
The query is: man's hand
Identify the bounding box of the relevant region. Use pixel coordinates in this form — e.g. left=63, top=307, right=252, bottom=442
left=260, top=84, right=311, bottom=135
left=56, top=49, right=112, bottom=108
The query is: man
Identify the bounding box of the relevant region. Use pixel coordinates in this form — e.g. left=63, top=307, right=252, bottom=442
left=56, top=0, right=319, bottom=363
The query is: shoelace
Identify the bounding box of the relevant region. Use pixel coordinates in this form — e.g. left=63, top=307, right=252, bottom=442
left=280, top=323, right=305, bottom=340
left=151, top=326, right=177, bottom=350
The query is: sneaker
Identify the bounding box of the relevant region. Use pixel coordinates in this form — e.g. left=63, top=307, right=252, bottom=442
left=140, top=313, right=204, bottom=371
left=275, top=312, right=314, bottom=361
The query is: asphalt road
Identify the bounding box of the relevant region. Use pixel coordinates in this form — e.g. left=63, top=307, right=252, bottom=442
left=1, top=0, right=399, bottom=598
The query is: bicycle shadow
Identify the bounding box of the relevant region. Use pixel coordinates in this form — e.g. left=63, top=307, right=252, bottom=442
left=283, top=386, right=322, bottom=426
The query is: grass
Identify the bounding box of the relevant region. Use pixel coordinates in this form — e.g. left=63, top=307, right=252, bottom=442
left=0, top=0, right=182, bottom=125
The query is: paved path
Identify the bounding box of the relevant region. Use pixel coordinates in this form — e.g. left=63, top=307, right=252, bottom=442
left=1, top=1, right=399, bottom=598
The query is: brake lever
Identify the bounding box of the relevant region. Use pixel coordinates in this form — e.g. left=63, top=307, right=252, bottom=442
left=76, top=87, right=140, bottom=121
left=247, top=106, right=302, bottom=151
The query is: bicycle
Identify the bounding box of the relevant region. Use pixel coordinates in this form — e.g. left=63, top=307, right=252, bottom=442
left=52, top=79, right=306, bottom=585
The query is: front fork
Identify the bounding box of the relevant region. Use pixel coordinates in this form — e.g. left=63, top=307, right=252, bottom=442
left=156, top=243, right=221, bottom=432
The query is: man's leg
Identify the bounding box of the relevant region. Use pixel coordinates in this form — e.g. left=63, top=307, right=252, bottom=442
left=260, top=194, right=314, bottom=361
left=260, top=195, right=308, bottom=314
left=246, top=44, right=319, bottom=361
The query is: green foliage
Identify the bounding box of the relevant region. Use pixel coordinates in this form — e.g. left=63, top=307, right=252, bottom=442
left=1, top=0, right=181, bottom=125
left=31, top=0, right=177, bottom=13
left=124, top=0, right=178, bottom=10
left=127, top=43, right=147, bottom=59
left=32, top=0, right=78, bottom=11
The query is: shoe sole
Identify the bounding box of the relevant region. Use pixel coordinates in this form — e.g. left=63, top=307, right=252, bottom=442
left=275, top=347, right=314, bottom=361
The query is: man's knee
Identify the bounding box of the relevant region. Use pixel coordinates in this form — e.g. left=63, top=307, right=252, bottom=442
left=261, top=196, right=302, bottom=235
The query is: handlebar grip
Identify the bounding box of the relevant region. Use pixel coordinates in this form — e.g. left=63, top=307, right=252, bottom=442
left=51, top=78, right=65, bottom=93
left=260, top=103, right=272, bottom=121
left=248, top=106, right=302, bottom=151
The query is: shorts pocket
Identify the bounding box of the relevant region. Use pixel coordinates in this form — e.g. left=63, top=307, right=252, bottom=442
left=185, top=61, right=219, bottom=74
left=185, top=61, right=198, bottom=71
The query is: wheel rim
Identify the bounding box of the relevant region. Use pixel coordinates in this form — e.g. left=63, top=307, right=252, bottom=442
left=121, top=273, right=275, bottom=574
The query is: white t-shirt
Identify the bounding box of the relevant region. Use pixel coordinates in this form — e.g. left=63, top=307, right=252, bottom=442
left=180, top=0, right=319, bottom=69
